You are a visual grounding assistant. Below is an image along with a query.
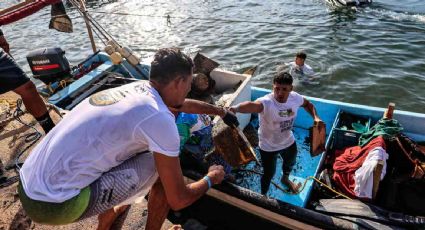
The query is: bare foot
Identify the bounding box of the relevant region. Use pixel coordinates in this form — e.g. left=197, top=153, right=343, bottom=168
left=281, top=177, right=301, bottom=194
left=168, top=225, right=183, bottom=230
left=97, top=205, right=130, bottom=230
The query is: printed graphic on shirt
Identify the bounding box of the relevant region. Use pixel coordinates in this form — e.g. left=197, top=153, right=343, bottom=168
left=89, top=89, right=128, bottom=106
left=280, top=118, right=294, bottom=132
left=278, top=108, right=294, bottom=117
left=90, top=82, right=151, bottom=106
left=133, top=83, right=150, bottom=95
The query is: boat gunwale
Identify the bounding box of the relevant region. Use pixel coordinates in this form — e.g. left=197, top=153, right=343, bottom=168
left=183, top=170, right=368, bottom=230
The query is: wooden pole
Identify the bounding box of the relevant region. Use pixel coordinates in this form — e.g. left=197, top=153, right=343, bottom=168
left=0, top=0, right=34, bottom=16
left=78, top=0, right=96, bottom=53
left=383, top=102, right=395, bottom=119
left=371, top=102, right=396, bottom=200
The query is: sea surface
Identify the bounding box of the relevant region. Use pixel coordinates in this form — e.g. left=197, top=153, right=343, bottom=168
left=1, top=0, right=424, bottom=112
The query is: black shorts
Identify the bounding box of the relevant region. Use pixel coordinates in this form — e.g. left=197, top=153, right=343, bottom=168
left=0, top=49, right=30, bottom=94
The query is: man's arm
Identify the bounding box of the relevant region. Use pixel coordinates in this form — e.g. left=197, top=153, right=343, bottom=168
left=171, top=99, right=239, bottom=127
left=153, top=152, right=224, bottom=210
left=230, top=101, right=264, bottom=114
left=301, top=98, right=322, bottom=122
left=170, top=99, right=226, bottom=117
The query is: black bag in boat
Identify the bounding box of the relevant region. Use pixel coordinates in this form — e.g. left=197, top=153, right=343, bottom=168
left=375, top=134, right=425, bottom=215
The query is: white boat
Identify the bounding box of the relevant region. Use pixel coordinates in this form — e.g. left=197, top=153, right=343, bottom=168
left=326, top=0, right=373, bottom=7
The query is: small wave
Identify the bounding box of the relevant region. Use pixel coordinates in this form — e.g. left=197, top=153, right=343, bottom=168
left=367, top=7, right=425, bottom=24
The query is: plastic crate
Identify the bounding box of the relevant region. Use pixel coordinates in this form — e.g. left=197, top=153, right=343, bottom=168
left=331, top=110, right=371, bottom=150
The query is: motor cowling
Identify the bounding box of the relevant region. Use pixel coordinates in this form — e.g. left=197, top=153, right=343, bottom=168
left=26, top=47, right=71, bottom=85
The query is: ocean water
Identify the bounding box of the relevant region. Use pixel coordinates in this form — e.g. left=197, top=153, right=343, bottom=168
left=1, top=0, right=424, bottom=112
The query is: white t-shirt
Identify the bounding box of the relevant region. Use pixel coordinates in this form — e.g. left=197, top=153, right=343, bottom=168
left=256, top=92, right=304, bottom=151
left=20, top=81, right=180, bottom=203
left=288, top=61, right=315, bottom=79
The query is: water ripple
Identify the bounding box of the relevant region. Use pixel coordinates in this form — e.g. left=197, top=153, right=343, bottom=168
left=0, top=0, right=424, bottom=113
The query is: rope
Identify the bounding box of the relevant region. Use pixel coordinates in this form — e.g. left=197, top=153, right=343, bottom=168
left=67, top=0, right=110, bottom=45
left=395, top=137, right=425, bottom=179
left=237, top=168, right=352, bottom=200
left=42, top=78, right=75, bottom=99
left=0, top=99, right=43, bottom=188
left=0, top=98, right=17, bottom=109
left=47, top=82, right=55, bottom=94
left=85, top=12, right=119, bottom=45
left=9, top=99, right=42, bottom=171
left=0, top=175, right=19, bottom=189
left=0, top=99, right=23, bottom=127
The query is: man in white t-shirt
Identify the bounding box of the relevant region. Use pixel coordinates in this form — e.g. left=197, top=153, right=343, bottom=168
left=18, top=48, right=239, bottom=229
left=288, top=51, right=315, bottom=80
left=230, top=71, right=322, bottom=195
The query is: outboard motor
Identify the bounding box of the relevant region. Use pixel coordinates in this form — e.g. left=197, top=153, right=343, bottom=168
left=26, top=48, right=71, bottom=85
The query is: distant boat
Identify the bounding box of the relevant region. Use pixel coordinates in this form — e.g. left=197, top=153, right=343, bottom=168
left=326, top=0, right=373, bottom=7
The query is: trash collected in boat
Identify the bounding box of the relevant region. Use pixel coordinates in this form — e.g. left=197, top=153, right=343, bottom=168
left=310, top=121, right=326, bottom=156
left=212, top=119, right=258, bottom=167
left=193, top=53, right=219, bottom=76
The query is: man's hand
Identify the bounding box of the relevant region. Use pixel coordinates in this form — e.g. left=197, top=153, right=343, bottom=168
left=229, top=105, right=238, bottom=114
left=207, top=164, right=225, bottom=185
left=0, top=35, right=10, bottom=54
left=314, top=118, right=323, bottom=125
left=222, top=109, right=239, bottom=128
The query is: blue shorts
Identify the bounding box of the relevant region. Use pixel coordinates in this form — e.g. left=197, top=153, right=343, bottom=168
left=0, top=49, right=30, bottom=94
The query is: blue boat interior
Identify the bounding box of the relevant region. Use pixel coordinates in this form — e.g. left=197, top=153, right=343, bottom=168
left=47, top=52, right=149, bottom=109
left=236, top=87, right=425, bottom=208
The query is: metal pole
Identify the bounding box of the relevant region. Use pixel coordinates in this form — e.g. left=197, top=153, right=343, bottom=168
left=78, top=0, right=96, bottom=53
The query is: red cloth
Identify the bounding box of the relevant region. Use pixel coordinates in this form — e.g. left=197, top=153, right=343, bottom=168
left=332, top=136, right=386, bottom=198
left=0, top=0, right=60, bottom=26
